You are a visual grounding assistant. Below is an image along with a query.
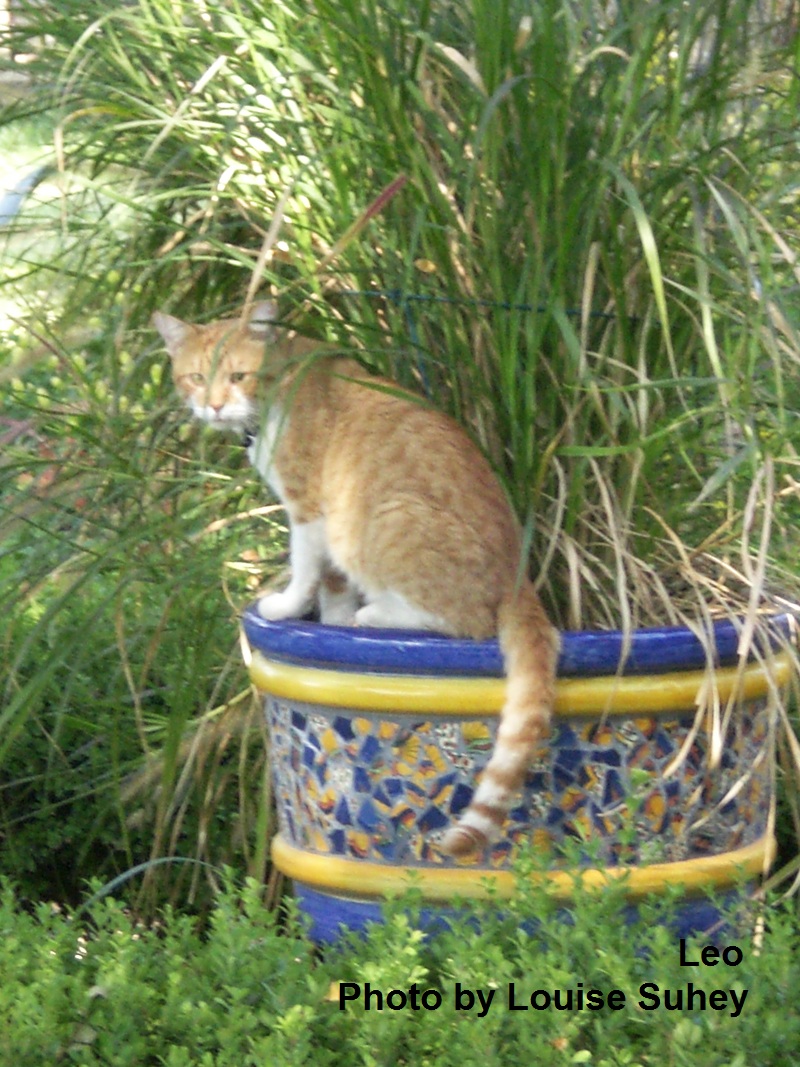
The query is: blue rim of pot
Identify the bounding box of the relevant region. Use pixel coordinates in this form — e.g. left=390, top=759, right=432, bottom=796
left=242, top=605, right=796, bottom=678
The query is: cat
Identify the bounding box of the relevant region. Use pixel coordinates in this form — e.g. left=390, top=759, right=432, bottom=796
left=153, top=301, right=560, bottom=857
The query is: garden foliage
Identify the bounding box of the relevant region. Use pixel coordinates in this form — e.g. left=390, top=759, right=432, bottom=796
left=0, top=0, right=798, bottom=911
left=2, top=873, right=800, bottom=1066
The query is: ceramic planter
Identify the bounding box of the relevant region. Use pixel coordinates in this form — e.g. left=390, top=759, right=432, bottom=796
left=242, top=607, right=794, bottom=941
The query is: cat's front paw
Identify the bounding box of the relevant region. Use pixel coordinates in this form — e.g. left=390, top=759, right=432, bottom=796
left=257, top=591, right=308, bottom=621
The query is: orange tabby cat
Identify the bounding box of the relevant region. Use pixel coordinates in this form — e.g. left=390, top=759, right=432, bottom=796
left=153, top=302, right=560, bottom=857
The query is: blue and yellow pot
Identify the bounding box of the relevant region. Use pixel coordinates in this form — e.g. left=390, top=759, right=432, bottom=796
left=242, top=608, right=795, bottom=941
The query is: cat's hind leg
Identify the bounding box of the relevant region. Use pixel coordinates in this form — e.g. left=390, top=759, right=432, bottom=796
left=355, top=590, right=448, bottom=632
left=318, top=566, right=361, bottom=626
left=258, top=519, right=327, bottom=620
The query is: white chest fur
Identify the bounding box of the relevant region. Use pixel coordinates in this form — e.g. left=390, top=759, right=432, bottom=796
left=247, top=405, right=287, bottom=501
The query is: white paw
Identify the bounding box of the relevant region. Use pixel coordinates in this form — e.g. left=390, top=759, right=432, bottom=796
left=354, top=603, right=392, bottom=628
left=319, top=586, right=361, bottom=627
left=257, top=591, right=307, bottom=621
left=319, top=604, right=358, bottom=626
left=355, top=593, right=446, bottom=631
left=356, top=606, right=407, bottom=627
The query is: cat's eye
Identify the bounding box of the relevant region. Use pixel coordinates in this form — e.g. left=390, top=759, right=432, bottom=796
left=229, top=372, right=247, bottom=384
left=188, top=372, right=206, bottom=386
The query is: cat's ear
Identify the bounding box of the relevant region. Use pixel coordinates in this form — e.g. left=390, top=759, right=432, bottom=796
left=152, top=311, right=191, bottom=357
left=246, top=301, right=280, bottom=341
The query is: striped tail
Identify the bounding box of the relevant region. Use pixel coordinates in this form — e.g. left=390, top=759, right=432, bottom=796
left=439, top=582, right=560, bottom=858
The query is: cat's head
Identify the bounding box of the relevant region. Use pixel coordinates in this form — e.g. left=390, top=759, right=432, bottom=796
left=153, top=302, right=280, bottom=433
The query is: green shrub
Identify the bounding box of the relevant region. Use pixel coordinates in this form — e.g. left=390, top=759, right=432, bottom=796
left=1, top=873, right=799, bottom=1066
left=1, top=0, right=798, bottom=909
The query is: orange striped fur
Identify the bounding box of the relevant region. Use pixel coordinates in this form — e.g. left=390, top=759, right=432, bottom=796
left=154, top=302, right=560, bottom=857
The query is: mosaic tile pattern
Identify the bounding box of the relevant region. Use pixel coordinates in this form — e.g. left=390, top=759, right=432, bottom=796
left=266, top=696, right=772, bottom=869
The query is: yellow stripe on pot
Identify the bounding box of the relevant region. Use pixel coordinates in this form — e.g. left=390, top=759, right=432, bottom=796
left=271, top=832, right=775, bottom=904
left=249, top=649, right=792, bottom=717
